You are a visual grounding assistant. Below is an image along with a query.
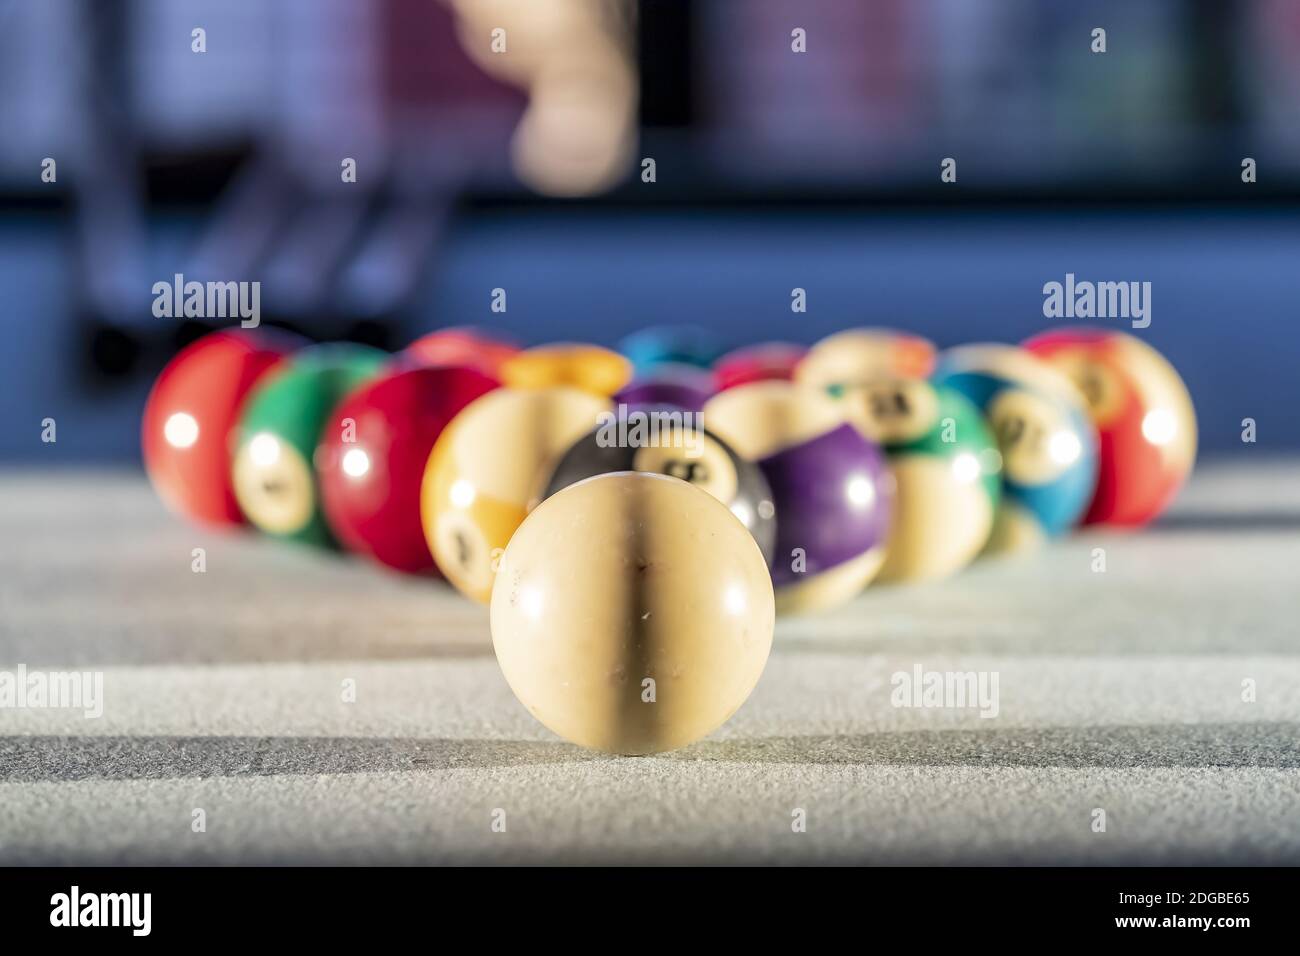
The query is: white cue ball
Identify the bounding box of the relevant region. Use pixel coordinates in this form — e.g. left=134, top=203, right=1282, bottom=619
left=490, top=471, right=775, bottom=755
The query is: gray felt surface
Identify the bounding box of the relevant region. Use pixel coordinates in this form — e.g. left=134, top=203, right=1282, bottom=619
left=1, top=461, right=1298, bottom=864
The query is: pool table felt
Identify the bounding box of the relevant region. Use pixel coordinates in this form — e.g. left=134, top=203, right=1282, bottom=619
left=1, top=461, right=1298, bottom=864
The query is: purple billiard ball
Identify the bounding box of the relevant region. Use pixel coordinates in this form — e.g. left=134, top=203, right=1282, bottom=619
left=614, top=362, right=715, bottom=414
left=704, top=381, right=892, bottom=614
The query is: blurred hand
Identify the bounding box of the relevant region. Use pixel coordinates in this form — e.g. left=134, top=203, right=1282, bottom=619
left=440, top=0, right=638, bottom=196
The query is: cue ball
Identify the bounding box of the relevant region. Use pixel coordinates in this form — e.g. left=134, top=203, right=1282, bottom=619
left=142, top=328, right=301, bottom=526
left=232, top=343, right=388, bottom=546
left=317, top=365, right=497, bottom=574
left=836, top=377, right=1002, bottom=582
left=1023, top=328, right=1196, bottom=526
left=933, top=343, right=1099, bottom=553
left=541, top=415, right=777, bottom=565
left=490, top=471, right=775, bottom=755
left=499, top=342, right=633, bottom=396
left=421, top=386, right=611, bottom=602
left=703, top=381, right=892, bottom=613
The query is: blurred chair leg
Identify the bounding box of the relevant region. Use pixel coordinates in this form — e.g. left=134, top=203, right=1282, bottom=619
left=185, top=154, right=300, bottom=296
left=335, top=146, right=468, bottom=325
left=74, top=0, right=151, bottom=379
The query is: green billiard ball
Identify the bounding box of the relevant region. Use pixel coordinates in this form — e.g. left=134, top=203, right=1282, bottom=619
left=837, top=378, right=1002, bottom=583
left=232, top=343, right=388, bottom=546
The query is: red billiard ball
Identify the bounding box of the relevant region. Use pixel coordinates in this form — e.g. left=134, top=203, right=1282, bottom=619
left=712, top=342, right=806, bottom=392
left=316, top=365, right=498, bottom=573
left=403, top=327, right=520, bottom=377
left=141, top=329, right=301, bottom=526
left=1022, top=329, right=1196, bottom=526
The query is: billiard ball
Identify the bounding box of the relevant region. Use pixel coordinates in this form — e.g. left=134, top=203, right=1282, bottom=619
left=712, top=341, right=806, bottom=392
left=933, top=344, right=1099, bottom=553
left=499, top=342, right=632, bottom=396
left=231, top=343, right=389, bottom=546
left=541, top=413, right=776, bottom=564
left=618, top=325, right=728, bottom=374
left=317, top=365, right=497, bottom=573
left=421, top=387, right=611, bottom=602
left=142, top=328, right=302, bottom=526
left=835, top=378, right=1002, bottom=582
left=614, top=363, right=715, bottom=413
left=703, top=381, right=892, bottom=614
left=795, top=328, right=936, bottom=390
left=491, top=471, right=774, bottom=755
left=403, top=326, right=519, bottom=376
left=1023, top=329, right=1196, bottom=526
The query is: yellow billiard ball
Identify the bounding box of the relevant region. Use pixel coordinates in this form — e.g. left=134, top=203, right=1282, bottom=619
left=499, top=342, right=632, bottom=396
left=421, top=386, right=611, bottom=602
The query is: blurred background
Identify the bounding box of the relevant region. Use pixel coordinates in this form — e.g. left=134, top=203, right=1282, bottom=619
left=2, top=0, right=1299, bottom=461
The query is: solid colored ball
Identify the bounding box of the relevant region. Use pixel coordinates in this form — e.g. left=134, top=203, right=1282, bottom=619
left=317, top=365, right=497, bottom=574
left=421, top=387, right=611, bottom=602
left=403, top=326, right=520, bottom=377
left=618, top=325, right=728, bottom=374
left=490, top=471, right=775, bottom=755
left=231, top=343, right=388, bottom=546
left=1023, top=329, right=1196, bottom=526
left=142, top=328, right=301, bottom=526
left=542, top=414, right=776, bottom=564
left=712, top=341, right=806, bottom=392
left=703, top=381, right=892, bottom=614
left=837, top=378, right=1002, bottom=582
left=614, top=363, right=715, bottom=414
left=934, top=344, right=1099, bottom=553
left=499, top=342, right=632, bottom=396
left=795, top=327, right=936, bottom=390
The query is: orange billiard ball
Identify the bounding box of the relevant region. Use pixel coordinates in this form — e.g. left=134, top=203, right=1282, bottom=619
left=403, top=326, right=520, bottom=377
left=1023, top=329, right=1196, bottom=526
